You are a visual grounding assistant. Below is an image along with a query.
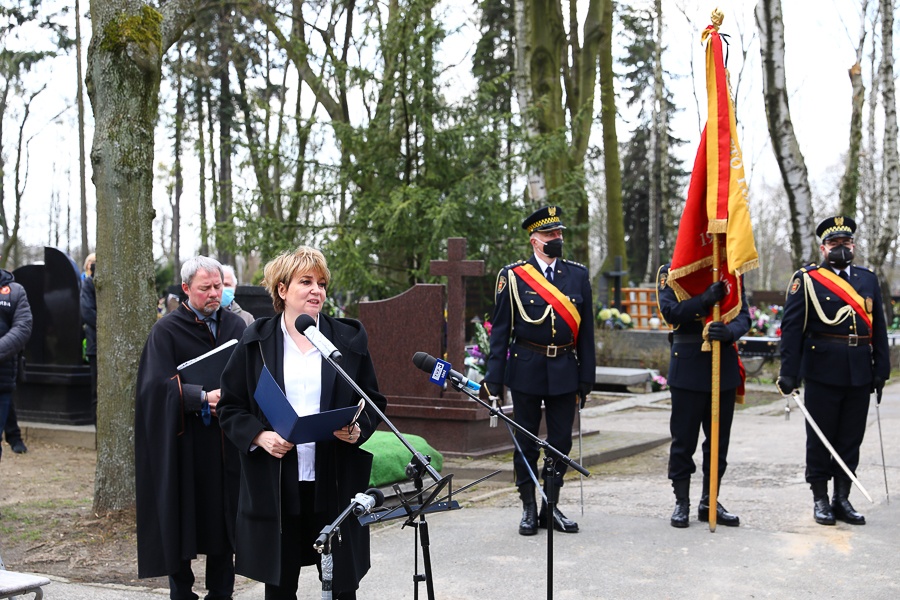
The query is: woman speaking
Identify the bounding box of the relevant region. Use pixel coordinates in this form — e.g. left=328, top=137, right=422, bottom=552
left=219, top=246, right=386, bottom=599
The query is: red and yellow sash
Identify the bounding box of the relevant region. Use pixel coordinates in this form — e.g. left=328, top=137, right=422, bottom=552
left=808, top=268, right=872, bottom=330
left=512, top=263, right=582, bottom=343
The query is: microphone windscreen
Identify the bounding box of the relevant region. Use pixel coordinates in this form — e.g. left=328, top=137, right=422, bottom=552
left=295, top=313, right=316, bottom=334
left=365, top=487, right=385, bottom=508
left=412, top=352, right=436, bottom=372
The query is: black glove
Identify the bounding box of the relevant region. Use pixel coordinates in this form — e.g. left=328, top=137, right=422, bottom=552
left=776, top=375, right=797, bottom=396
left=699, top=281, right=727, bottom=309
left=872, top=375, right=886, bottom=403
left=706, top=321, right=733, bottom=343
left=578, top=382, right=592, bottom=409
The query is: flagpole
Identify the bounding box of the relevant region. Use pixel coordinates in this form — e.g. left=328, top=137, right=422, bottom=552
left=709, top=233, right=722, bottom=532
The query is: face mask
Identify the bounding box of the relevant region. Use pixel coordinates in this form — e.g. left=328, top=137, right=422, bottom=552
left=544, top=238, right=563, bottom=258
left=221, top=287, right=235, bottom=307
left=826, top=246, right=854, bottom=270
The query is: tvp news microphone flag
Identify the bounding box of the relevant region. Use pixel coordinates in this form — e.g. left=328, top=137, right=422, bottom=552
left=667, top=12, right=758, bottom=325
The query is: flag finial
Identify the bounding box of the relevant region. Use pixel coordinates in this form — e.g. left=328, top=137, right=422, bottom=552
left=710, top=8, right=725, bottom=30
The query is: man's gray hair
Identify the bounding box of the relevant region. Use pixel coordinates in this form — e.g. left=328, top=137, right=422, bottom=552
left=181, top=256, right=224, bottom=287
left=221, top=264, right=237, bottom=284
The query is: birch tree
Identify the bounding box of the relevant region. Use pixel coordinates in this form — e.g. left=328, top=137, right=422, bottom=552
left=870, top=0, right=899, bottom=320
left=838, top=0, right=870, bottom=216
left=87, top=0, right=200, bottom=512
left=755, top=0, right=818, bottom=267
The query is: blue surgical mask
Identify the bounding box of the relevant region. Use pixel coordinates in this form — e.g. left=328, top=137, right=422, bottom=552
left=221, top=287, right=235, bottom=307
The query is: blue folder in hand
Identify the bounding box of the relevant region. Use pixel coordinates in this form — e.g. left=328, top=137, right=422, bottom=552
left=253, top=365, right=363, bottom=444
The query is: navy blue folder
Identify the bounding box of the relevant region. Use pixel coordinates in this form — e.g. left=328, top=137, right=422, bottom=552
left=253, top=365, right=363, bottom=444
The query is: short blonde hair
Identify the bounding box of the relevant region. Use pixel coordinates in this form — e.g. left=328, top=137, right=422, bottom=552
left=263, top=246, right=331, bottom=314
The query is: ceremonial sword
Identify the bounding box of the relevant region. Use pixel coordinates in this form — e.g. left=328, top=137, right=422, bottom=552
left=875, top=387, right=889, bottom=504
left=786, top=391, right=873, bottom=503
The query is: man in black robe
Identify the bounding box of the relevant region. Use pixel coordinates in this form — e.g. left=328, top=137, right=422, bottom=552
left=135, top=256, right=246, bottom=600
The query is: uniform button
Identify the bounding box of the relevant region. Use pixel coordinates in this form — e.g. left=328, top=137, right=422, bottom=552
left=825, top=296, right=831, bottom=300
left=674, top=352, right=678, bottom=357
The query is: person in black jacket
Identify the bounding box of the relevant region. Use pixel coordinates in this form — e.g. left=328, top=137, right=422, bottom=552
left=218, top=246, right=385, bottom=600
left=0, top=263, right=33, bottom=464
left=483, top=206, right=596, bottom=536
left=80, top=255, right=97, bottom=423
left=777, top=216, right=890, bottom=526
left=657, top=264, right=750, bottom=528
left=134, top=256, right=247, bottom=600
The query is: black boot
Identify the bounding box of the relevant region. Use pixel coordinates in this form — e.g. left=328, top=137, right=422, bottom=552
left=518, top=485, right=538, bottom=536
left=698, top=474, right=740, bottom=526
left=811, top=481, right=835, bottom=526
left=832, top=479, right=865, bottom=525
left=538, top=482, right=578, bottom=533
left=670, top=479, right=690, bottom=528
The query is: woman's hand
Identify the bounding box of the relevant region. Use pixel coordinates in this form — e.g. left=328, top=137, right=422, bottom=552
left=253, top=431, right=293, bottom=458
left=335, top=423, right=361, bottom=444
left=206, top=389, right=222, bottom=416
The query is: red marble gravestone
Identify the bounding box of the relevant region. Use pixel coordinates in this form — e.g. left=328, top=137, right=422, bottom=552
left=359, top=238, right=517, bottom=456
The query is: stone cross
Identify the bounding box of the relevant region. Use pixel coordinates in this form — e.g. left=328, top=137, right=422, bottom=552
left=430, top=238, right=485, bottom=371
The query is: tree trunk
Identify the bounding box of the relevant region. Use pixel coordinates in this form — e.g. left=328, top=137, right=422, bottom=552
left=872, top=0, right=898, bottom=324
left=755, top=0, right=817, bottom=268
left=172, top=44, right=184, bottom=283
left=838, top=2, right=869, bottom=217
left=87, top=0, right=198, bottom=512
left=646, top=0, right=664, bottom=281
left=598, top=0, right=625, bottom=274
left=75, top=0, right=89, bottom=262
left=216, top=4, right=234, bottom=266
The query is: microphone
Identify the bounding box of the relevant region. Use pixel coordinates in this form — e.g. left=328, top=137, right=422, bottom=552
left=412, top=352, right=481, bottom=392
left=351, top=488, right=385, bottom=516
left=295, top=313, right=343, bottom=362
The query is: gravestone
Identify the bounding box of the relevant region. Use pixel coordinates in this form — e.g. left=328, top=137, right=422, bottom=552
left=360, top=239, right=519, bottom=456
left=13, top=247, right=92, bottom=424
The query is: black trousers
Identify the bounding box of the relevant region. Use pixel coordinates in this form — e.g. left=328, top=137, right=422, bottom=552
left=803, top=379, right=870, bottom=483
left=168, top=554, right=234, bottom=600
left=668, top=386, right=736, bottom=484
left=511, top=390, right=577, bottom=491
left=265, top=482, right=357, bottom=600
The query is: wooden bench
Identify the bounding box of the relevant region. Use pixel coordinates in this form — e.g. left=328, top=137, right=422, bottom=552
left=595, top=366, right=653, bottom=392
left=0, top=555, right=50, bottom=600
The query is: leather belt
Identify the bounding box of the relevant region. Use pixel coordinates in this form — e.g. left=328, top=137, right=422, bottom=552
left=514, top=339, right=575, bottom=358
left=808, top=332, right=871, bottom=347
left=671, top=334, right=704, bottom=344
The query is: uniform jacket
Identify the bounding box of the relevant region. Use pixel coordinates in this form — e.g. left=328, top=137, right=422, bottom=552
left=217, top=313, right=386, bottom=592
left=779, top=264, right=890, bottom=387
left=134, top=302, right=247, bottom=578
left=484, top=256, right=595, bottom=396
left=657, top=265, right=751, bottom=392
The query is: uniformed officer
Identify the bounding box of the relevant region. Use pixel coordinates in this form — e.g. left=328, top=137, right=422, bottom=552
left=483, top=205, right=595, bottom=535
left=777, top=216, right=890, bottom=526
left=657, top=264, right=751, bottom=528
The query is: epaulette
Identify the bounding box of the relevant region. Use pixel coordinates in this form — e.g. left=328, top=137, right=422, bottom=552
left=797, top=263, right=818, bottom=274
left=499, top=260, right=525, bottom=274
left=560, top=258, right=587, bottom=270
left=855, top=264, right=875, bottom=273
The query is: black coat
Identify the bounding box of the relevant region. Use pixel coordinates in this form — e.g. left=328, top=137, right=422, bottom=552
left=0, top=269, right=32, bottom=392
left=217, top=313, right=386, bottom=592
left=657, top=266, right=751, bottom=392
left=484, top=256, right=596, bottom=396
left=779, top=264, right=890, bottom=387
left=134, top=303, right=246, bottom=578
left=80, top=275, right=96, bottom=356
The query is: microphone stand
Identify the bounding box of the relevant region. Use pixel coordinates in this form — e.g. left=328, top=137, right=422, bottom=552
left=319, top=353, right=452, bottom=599
left=313, top=497, right=361, bottom=600
left=448, top=381, right=589, bottom=600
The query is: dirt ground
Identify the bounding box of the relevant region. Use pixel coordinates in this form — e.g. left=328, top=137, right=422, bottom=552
left=0, top=440, right=169, bottom=589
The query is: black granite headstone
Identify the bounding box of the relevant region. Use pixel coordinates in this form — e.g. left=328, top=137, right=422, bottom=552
left=13, top=247, right=92, bottom=425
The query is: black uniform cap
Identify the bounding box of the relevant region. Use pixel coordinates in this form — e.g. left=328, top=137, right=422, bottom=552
left=522, top=205, right=566, bottom=234
left=815, top=216, right=856, bottom=242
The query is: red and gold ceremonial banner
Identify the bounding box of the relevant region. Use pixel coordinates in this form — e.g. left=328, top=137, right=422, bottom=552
left=667, top=23, right=758, bottom=324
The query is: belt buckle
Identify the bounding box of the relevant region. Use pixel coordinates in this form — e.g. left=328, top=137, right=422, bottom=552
left=546, top=344, right=558, bottom=358
left=848, top=334, right=858, bottom=347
